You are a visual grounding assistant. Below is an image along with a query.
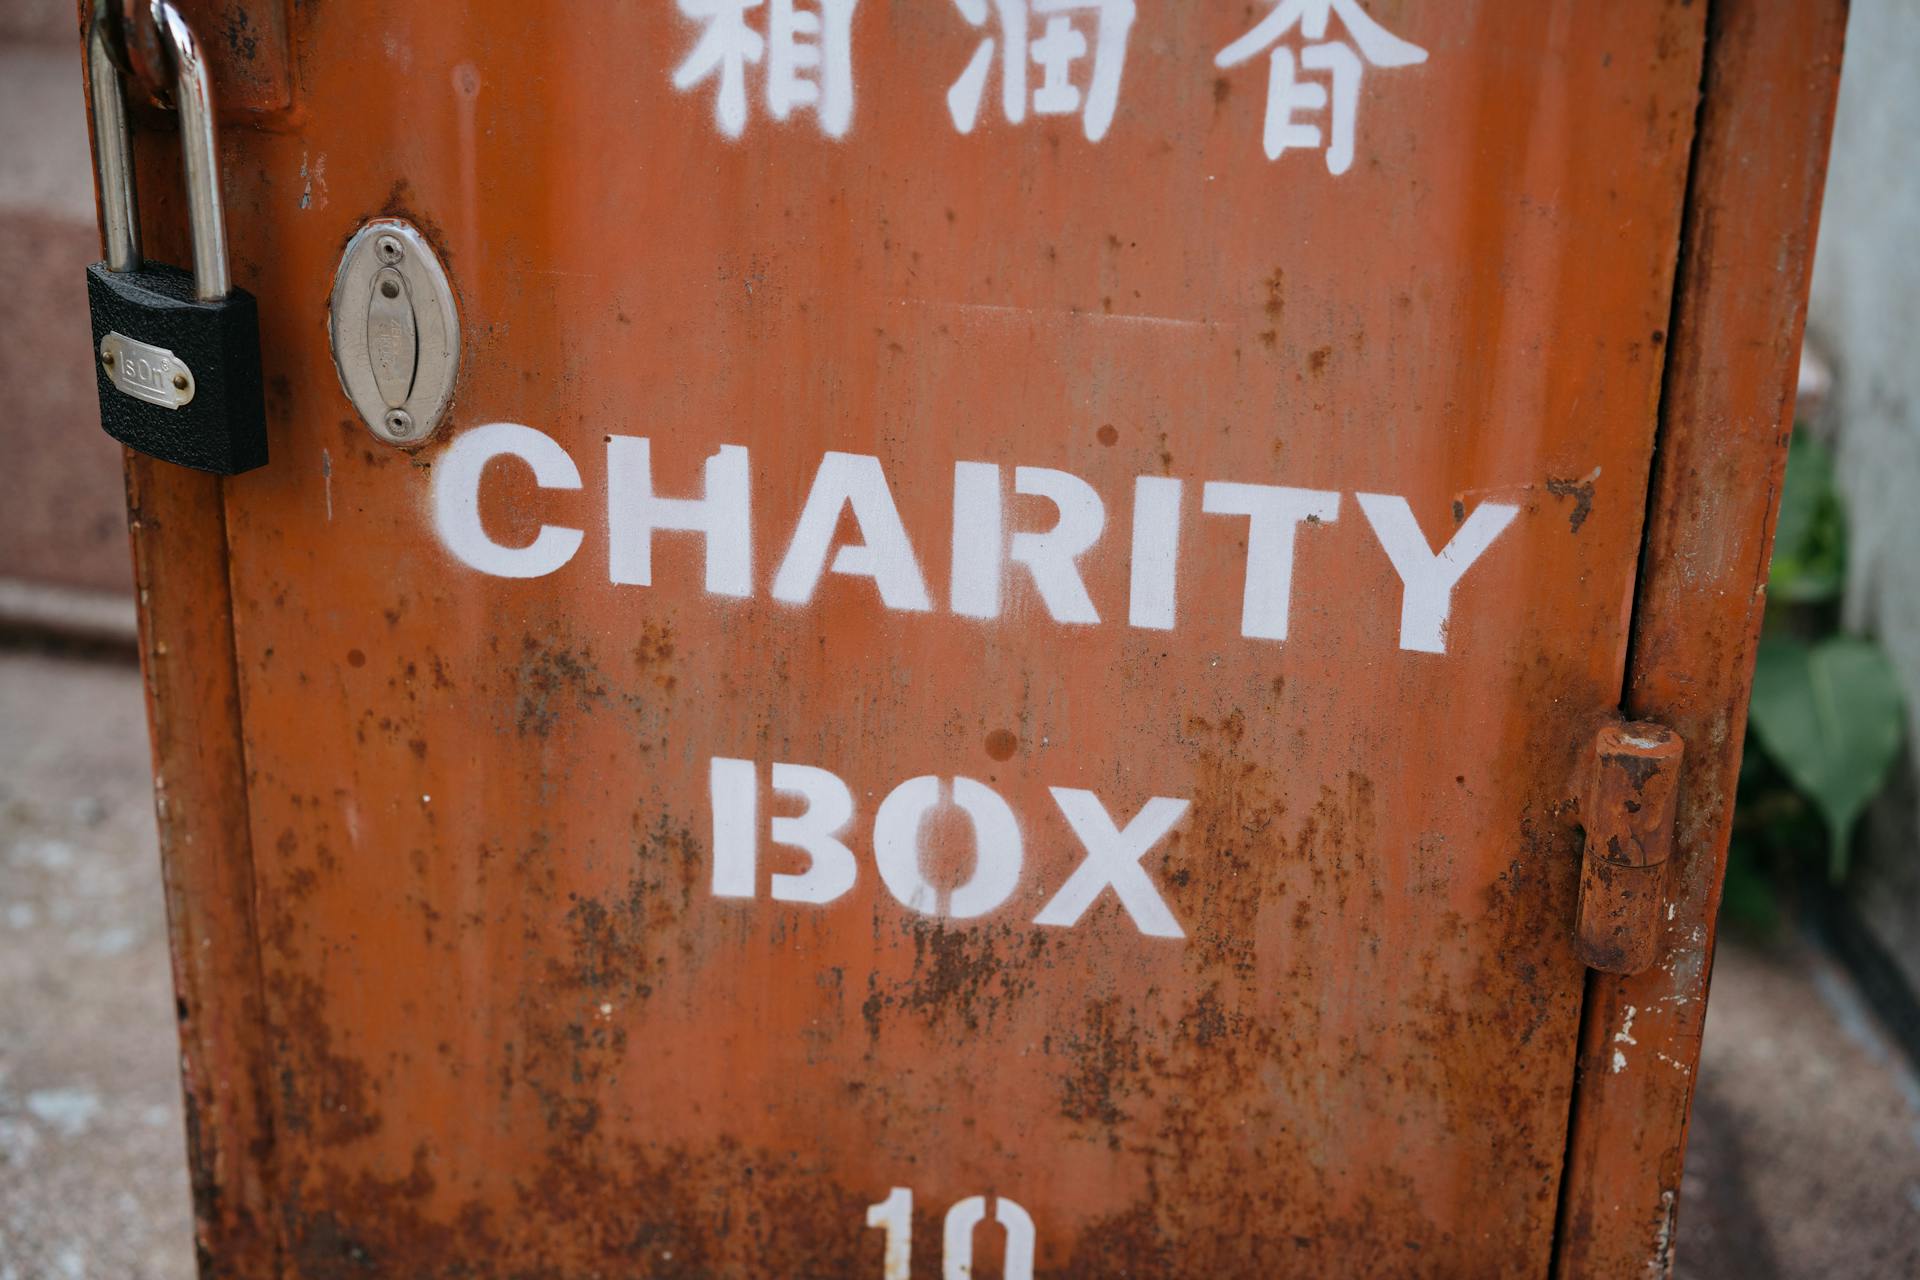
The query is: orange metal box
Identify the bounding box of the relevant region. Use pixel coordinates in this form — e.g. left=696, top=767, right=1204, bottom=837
left=86, top=0, right=1844, bottom=1275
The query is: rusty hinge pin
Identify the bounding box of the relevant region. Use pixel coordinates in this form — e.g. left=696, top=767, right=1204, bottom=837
left=1574, top=720, right=1685, bottom=975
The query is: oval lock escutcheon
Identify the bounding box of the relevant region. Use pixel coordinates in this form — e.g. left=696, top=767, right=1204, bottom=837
left=329, top=219, right=458, bottom=447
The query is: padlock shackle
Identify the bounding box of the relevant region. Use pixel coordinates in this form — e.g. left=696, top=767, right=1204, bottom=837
left=85, top=1, right=230, bottom=302
left=87, top=16, right=141, bottom=273
left=155, top=1, right=230, bottom=302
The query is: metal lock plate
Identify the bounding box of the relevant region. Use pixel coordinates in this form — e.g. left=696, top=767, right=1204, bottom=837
left=100, top=331, right=195, bottom=409
left=328, top=219, right=460, bottom=447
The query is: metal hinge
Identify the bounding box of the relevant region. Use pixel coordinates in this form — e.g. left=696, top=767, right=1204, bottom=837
left=1574, top=720, right=1686, bottom=975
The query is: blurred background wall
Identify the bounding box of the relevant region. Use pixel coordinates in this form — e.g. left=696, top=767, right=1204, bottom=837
left=0, top=1, right=138, bottom=620
left=1804, top=0, right=1920, bottom=1001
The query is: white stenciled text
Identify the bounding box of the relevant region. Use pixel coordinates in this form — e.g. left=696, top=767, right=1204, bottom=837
left=431, top=423, right=1521, bottom=656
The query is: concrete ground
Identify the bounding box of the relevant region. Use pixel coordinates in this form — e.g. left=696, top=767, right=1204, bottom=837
left=1674, top=939, right=1920, bottom=1279
left=0, top=650, right=194, bottom=1280
left=0, top=643, right=1916, bottom=1278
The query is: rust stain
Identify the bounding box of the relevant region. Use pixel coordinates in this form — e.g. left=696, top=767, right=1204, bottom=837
left=273, top=977, right=383, bottom=1149
left=512, top=636, right=611, bottom=738
left=1547, top=475, right=1597, bottom=534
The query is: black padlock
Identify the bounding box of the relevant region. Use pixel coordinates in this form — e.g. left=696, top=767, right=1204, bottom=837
left=83, top=3, right=267, bottom=476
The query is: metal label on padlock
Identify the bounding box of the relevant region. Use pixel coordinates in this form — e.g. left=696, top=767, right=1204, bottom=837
left=100, top=332, right=196, bottom=410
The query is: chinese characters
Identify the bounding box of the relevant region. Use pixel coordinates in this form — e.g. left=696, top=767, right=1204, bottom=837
left=946, top=0, right=1138, bottom=143
left=1215, top=0, right=1428, bottom=174
left=673, top=0, right=858, bottom=139
left=670, top=0, right=1427, bottom=171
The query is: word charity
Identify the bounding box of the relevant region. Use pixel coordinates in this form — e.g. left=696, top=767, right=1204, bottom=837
left=432, top=422, right=1520, bottom=654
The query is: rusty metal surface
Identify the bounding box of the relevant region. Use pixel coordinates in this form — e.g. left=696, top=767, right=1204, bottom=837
left=98, top=1, right=1755, bottom=1274
left=124, top=456, right=281, bottom=1278
left=104, top=0, right=291, bottom=116
left=1554, top=0, right=1848, bottom=1275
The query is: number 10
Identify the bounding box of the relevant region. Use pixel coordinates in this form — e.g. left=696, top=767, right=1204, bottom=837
left=865, top=1187, right=1036, bottom=1279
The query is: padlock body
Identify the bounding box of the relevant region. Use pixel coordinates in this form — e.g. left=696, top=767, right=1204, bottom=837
left=87, top=261, right=268, bottom=475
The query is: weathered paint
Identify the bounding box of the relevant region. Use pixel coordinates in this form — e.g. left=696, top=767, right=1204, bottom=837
left=85, top=0, right=1829, bottom=1275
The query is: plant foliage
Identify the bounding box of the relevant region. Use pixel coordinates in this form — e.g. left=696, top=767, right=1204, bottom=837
left=1748, top=634, right=1904, bottom=877
left=1736, top=431, right=1907, bottom=891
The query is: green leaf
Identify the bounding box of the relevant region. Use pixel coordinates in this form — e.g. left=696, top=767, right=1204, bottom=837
left=1768, top=432, right=1847, bottom=604
left=1771, top=433, right=1831, bottom=563
left=1747, top=634, right=1907, bottom=878
left=1719, top=835, right=1780, bottom=935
